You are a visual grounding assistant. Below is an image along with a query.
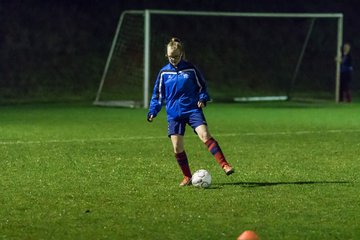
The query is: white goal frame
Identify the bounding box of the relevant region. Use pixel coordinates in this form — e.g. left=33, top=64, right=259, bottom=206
left=94, top=10, right=343, bottom=108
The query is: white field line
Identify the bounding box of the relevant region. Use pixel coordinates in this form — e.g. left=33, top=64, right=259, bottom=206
left=0, top=129, right=359, bottom=145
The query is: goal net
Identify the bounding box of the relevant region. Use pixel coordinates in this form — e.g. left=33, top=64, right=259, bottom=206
left=94, top=10, right=343, bottom=108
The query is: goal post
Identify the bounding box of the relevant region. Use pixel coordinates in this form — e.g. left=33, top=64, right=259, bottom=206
left=94, top=10, right=343, bottom=108
left=94, top=10, right=144, bottom=108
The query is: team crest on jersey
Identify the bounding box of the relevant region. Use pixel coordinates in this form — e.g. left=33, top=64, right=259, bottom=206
left=183, top=73, right=189, bottom=79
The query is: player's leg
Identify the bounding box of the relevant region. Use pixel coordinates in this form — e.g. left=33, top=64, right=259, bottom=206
left=189, top=112, right=234, bottom=175
left=346, top=90, right=352, bottom=103
left=340, top=73, right=345, bottom=102
left=171, top=135, right=192, bottom=186
left=168, top=120, right=192, bottom=186
left=344, top=73, right=352, bottom=103
left=340, top=85, right=344, bottom=101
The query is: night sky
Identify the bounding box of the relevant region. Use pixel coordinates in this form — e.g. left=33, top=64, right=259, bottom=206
left=0, top=0, right=359, bottom=101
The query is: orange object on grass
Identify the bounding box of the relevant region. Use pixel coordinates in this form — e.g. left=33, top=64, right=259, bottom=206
left=237, top=230, right=260, bottom=240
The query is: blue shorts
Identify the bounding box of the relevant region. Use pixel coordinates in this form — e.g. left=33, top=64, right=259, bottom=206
left=168, top=112, right=207, bottom=137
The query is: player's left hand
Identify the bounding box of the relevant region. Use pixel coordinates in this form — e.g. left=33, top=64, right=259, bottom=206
left=197, top=101, right=205, bottom=108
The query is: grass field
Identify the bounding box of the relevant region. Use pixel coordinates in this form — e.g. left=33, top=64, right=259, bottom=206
left=1, top=102, right=360, bottom=240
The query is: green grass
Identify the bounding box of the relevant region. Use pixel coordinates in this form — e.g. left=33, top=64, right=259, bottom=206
left=0, top=102, right=360, bottom=239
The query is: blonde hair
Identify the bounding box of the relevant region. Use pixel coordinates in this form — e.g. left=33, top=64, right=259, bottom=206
left=166, top=37, right=186, bottom=59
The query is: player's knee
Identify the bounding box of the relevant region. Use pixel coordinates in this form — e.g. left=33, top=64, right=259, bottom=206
left=198, top=131, right=211, bottom=143
left=173, top=143, right=184, bottom=153
left=173, top=147, right=184, bottom=153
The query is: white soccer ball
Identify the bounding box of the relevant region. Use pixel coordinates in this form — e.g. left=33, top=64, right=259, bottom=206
left=192, top=169, right=212, bottom=188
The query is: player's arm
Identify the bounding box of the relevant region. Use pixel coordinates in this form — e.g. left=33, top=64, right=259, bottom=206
left=194, top=67, right=210, bottom=108
left=147, top=73, right=164, bottom=122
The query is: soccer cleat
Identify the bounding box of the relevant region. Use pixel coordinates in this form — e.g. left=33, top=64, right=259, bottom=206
left=179, top=176, right=192, bottom=186
left=223, top=164, right=234, bottom=175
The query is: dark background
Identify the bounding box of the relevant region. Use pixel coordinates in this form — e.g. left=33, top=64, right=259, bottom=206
left=0, top=0, right=359, bottom=103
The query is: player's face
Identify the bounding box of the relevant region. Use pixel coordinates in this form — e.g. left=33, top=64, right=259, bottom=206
left=343, top=43, right=351, bottom=55
left=167, top=47, right=182, bottom=66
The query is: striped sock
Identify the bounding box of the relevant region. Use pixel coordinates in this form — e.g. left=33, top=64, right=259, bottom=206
left=175, top=151, right=192, bottom=178
left=205, top=138, right=228, bottom=168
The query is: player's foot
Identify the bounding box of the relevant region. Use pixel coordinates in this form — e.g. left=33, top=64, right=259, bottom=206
left=179, top=176, right=192, bottom=186
left=223, top=164, right=234, bottom=175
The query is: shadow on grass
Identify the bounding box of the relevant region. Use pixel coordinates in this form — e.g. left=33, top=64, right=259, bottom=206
left=215, top=180, right=351, bottom=188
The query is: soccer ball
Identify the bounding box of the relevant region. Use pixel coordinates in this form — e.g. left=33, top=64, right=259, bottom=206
left=192, top=169, right=212, bottom=188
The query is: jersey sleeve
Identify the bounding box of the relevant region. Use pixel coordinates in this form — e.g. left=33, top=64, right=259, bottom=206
left=148, top=72, right=165, bottom=118
left=194, top=67, right=210, bottom=103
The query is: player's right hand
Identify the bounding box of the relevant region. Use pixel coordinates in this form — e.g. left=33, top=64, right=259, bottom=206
left=147, top=113, right=154, bottom=122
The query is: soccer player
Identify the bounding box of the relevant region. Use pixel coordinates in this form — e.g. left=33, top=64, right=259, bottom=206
left=340, top=42, right=353, bottom=103
left=147, top=37, right=234, bottom=186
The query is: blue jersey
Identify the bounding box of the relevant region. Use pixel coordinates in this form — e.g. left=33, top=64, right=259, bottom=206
left=341, top=54, right=353, bottom=73
left=148, top=60, right=210, bottom=121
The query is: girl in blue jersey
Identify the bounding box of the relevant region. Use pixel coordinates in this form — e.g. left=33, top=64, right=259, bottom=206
left=147, top=38, right=234, bottom=186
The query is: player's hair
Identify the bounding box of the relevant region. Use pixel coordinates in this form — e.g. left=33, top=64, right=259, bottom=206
left=166, top=37, right=186, bottom=59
